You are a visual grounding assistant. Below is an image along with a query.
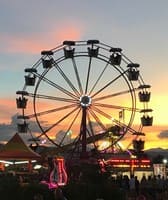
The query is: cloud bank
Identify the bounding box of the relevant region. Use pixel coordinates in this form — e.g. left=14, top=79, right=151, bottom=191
left=158, top=130, right=168, bottom=139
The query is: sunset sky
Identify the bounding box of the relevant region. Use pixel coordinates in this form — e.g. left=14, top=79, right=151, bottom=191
left=0, top=0, right=168, bottom=150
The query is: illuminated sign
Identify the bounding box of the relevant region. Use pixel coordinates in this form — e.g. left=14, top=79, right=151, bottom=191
left=105, top=158, right=151, bottom=168
left=41, top=157, right=68, bottom=189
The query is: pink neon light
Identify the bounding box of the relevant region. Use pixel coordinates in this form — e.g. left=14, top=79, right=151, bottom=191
left=41, top=157, right=68, bottom=190
left=56, top=158, right=68, bottom=186
left=40, top=180, right=58, bottom=189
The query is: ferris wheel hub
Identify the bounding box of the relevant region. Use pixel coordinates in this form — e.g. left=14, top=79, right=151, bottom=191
left=80, top=95, right=92, bottom=107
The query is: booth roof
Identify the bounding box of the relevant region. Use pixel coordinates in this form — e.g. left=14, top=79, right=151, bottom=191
left=0, top=133, right=41, bottom=160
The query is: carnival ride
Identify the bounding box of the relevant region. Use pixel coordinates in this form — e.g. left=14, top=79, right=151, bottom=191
left=16, top=40, right=153, bottom=163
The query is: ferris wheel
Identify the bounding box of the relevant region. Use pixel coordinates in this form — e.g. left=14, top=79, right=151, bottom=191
left=16, top=40, right=153, bottom=157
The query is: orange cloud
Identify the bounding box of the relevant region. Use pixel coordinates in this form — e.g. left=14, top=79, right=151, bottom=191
left=52, top=22, right=84, bottom=42
left=0, top=98, right=17, bottom=123
left=0, top=21, right=84, bottom=54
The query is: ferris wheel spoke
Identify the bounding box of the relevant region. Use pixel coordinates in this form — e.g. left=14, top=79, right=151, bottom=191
left=28, top=103, right=78, bottom=118
left=89, top=62, right=109, bottom=95
left=86, top=127, right=92, bottom=138
left=112, top=118, right=137, bottom=135
left=59, top=108, right=81, bottom=146
left=91, top=70, right=127, bottom=98
left=35, top=72, right=78, bottom=99
left=33, top=93, right=78, bottom=103
left=87, top=113, right=95, bottom=137
left=43, top=105, right=80, bottom=134
left=66, top=136, right=81, bottom=159
left=92, top=106, right=136, bottom=135
left=84, top=127, right=99, bottom=147
left=93, top=102, right=140, bottom=112
left=86, top=113, right=98, bottom=148
left=85, top=57, right=93, bottom=94
left=72, top=58, right=83, bottom=94
left=88, top=108, right=107, bottom=131
left=92, top=88, right=139, bottom=102
left=53, top=61, right=81, bottom=97
left=91, top=106, right=112, bottom=120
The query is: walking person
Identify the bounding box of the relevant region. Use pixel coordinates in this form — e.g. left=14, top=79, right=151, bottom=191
left=135, top=176, right=140, bottom=197
left=129, top=174, right=136, bottom=198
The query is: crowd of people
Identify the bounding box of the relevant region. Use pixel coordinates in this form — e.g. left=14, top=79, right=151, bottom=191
left=32, top=187, right=67, bottom=200
left=112, top=174, right=168, bottom=200
left=1, top=168, right=168, bottom=199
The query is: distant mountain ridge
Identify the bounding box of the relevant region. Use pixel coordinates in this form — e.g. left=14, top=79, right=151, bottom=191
left=145, top=147, right=168, bottom=152
left=145, top=148, right=168, bottom=158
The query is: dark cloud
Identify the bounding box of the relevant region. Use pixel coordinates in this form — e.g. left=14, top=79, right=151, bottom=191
left=0, top=123, right=15, bottom=142
left=158, top=130, right=168, bottom=139
left=0, top=114, right=42, bottom=144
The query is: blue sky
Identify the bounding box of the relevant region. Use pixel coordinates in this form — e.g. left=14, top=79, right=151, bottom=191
left=0, top=0, right=168, bottom=149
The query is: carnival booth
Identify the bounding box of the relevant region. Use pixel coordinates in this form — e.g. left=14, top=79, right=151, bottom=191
left=0, top=133, right=41, bottom=172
